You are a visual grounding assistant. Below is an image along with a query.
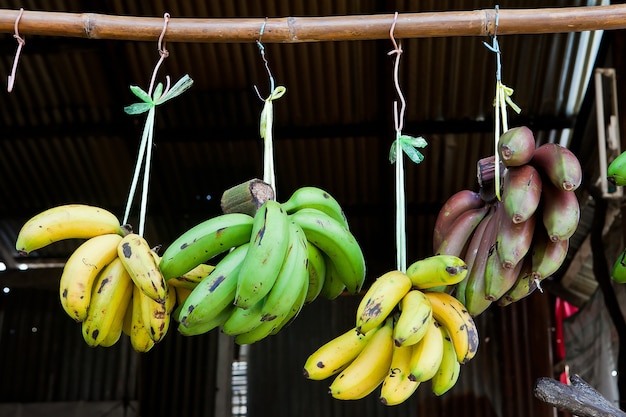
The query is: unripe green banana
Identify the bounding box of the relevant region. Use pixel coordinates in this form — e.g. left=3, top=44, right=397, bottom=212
left=15, top=204, right=125, bottom=255
left=280, top=186, right=350, bottom=229
left=498, top=126, right=536, bottom=167
left=541, top=182, right=580, bottom=242
left=608, top=150, right=626, bottom=186
left=303, top=325, right=380, bottom=381
left=435, top=205, right=490, bottom=257
left=433, top=189, right=485, bottom=252
left=393, top=289, right=433, bottom=347
left=530, top=142, right=582, bottom=191
left=177, top=243, right=248, bottom=335
left=159, top=213, right=254, bottom=279
left=304, top=242, right=327, bottom=303
left=234, top=200, right=292, bottom=309
left=355, top=270, right=412, bottom=335
left=406, top=255, right=468, bottom=290
left=318, top=257, right=346, bottom=300
left=290, top=208, right=366, bottom=294
left=501, top=164, right=542, bottom=224
left=612, top=248, right=626, bottom=283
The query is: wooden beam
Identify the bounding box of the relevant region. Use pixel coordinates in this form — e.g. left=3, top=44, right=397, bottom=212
left=0, top=5, right=623, bottom=43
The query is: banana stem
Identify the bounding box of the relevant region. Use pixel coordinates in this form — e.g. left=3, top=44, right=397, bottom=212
left=395, top=129, right=407, bottom=273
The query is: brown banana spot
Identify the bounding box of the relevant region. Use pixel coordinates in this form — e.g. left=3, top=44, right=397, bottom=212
left=97, top=277, right=110, bottom=293
left=91, top=329, right=99, bottom=340
left=121, top=242, right=132, bottom=258
left=317, top=361, right=325, bottom=369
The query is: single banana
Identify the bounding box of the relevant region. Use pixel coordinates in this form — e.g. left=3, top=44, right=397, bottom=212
left=541, top=181, right=580, bottom=242
left=484, top=247, right=524, bottom=301
left=177, top=243, right=249, bottom=335
left=435, top=205, right=491, bottom=257
left=379, top=342, right=419, bottom=406
left=393, top=289, right=433, bottom=347
left=167, top=263, right=215, bottom=290
left=613, top=248, right=626, bottom=283
left=290, top=208, right=366, bottom=294
left=607, top=150, right=626, bottom=186
left=452, top=207, right=495, bottom=306
left=118, top=233, right=167, bottom=302
left=303, top=326, right=380, bottom=381
left=355, top=270, right=412, bottom=335
left=501, top=164, right=542, bottom=224
left=59, top=233, right=123, bottom=322
left=140, top=284, right=176, bottom=343
left=270, top=265, right=311, bottom=336
left=234, top=316, right=285, bottom=345
left=432, top=189, right=485, bottom=252
left=530, top=227, right=570, bottom=281
left=498, top=126, right=536, bottom=167
left=129, top=286, right=155, bottom=353
left=222, top=299, right=266, bottom=336
left=159, top=212, right=254, bottom=279
left=280, top=186, right=350, bottom=229
left=81, top=257, right=133, bottom=347
left=495, top=202, right=536, bottom=270
left=408, top=318, right=445, bottom=382
left=406, top=255, right=468, bottom=290
left=431, top=325, right=461, bottom=396
left=304, top=242, right=327, bottom=303
left=234, top=200, right=291, bottom=309
left=498, top=261, right=538, bottom=307
left=318, top=256, right=346, bottom=300
left=15, top=204, right=125, bottom=255
left=99, top=288, right=132, bottom=348
left=425, top=291, right=479, bottom=364
left=329, top=316, right=395, bottom=400
left=178, top=305, right=235, bottom=337
left=530, top=142, right=582, bottom=191
left=239, top=221, right=310, bottom=334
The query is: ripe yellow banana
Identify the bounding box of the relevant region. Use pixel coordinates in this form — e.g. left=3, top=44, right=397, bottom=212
left=379, top=342, right=419, bottom=406
left=81, top=257, right=133, bottom=347
left=140, top=284, right=176, bottom=343
left=408, top=318, right=444, bottom=382
left=15, top=204, right=125, bottom=255
left=167, top=263, right=215, bottom=290
left=59, top=233, right=123, bottom=322
left=431, top=325, right=461, bottom=396
left=393, top=289, right=432, bottom=347
left=424, top=291, right=479, bottom=364
left=99, top=289, right=132, bottom=348
left=406, top=255, right=468, bottom=290
left=303, top=326, right=379, bottom=381
left=329, top=316, right=395, bottom=400
left=129, top=285, right=155, bottom=353
left=118, top=233, right=167, bottom=302
left=355, top=270, right=412, bottom=335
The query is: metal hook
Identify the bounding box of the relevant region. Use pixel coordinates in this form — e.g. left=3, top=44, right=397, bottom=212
left=254, top=17, right=276, bottom=101
left=8, top=8, right=25, bottom=93
left=148, top=13, right=171, bottom=97
left=388, top=12, right=406, bottom=133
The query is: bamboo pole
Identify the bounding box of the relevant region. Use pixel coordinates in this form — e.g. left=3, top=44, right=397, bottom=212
left=0, top=5, right=624, bottom=43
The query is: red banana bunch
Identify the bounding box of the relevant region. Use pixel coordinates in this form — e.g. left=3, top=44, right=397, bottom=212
left=432, top=126, right=581, bottom=316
